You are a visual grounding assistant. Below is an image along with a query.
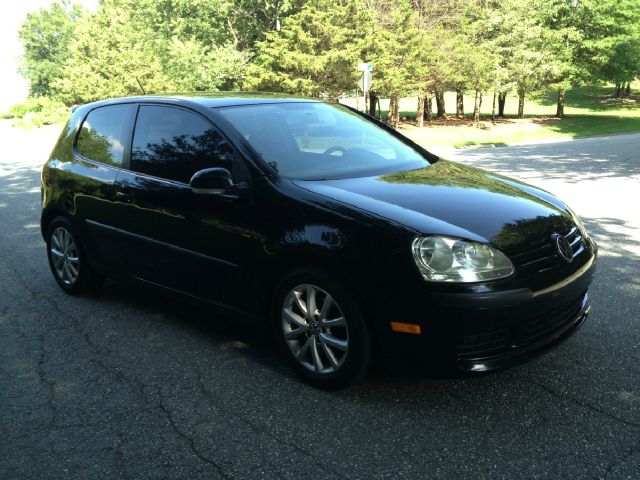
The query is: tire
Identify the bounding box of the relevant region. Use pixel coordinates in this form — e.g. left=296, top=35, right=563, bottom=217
left=45, top=216, right=104, bottom=294
left=271, top=268, right=371, bottom=389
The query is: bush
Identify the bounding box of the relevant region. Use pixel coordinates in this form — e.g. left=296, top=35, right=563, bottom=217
left=6, top=97, right=69, bottom=127
left=9, top=103, right=30, bottom=118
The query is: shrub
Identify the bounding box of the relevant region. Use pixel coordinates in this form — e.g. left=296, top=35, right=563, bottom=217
left=5, top=97, right=69, bottom=127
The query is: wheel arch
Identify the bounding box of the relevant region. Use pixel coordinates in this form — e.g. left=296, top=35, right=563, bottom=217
left=261, top=246, right=376, bottom=332
left=266, top=251, right=373, bottom=387
left=41, top=206, right=70, bottom=239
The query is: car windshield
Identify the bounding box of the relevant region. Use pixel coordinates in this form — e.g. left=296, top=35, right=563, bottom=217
left=217, top=102, right=430, bottom=180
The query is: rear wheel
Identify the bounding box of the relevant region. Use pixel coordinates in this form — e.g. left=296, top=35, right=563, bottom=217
left=46, top=216, right=104, bottom=294
left=272, top=269, right=371, bottom=388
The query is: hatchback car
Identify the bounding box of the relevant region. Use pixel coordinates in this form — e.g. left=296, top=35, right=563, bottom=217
left=41, top=94, right=597, bottom=388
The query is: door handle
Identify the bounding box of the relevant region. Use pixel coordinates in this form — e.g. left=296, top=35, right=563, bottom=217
left=115, top=191, right=132, bottom=203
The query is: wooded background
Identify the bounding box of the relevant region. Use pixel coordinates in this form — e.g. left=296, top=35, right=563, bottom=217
left=16, top=0, right=640, bottom=127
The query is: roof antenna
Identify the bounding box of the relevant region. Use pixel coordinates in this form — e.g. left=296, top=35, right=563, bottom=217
left=135, top=77, right=146, bottom=95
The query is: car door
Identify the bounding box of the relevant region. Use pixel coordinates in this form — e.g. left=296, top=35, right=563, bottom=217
left=71, top=103, right=136, bottom=272
left=113, top=104, right=254, bottom=307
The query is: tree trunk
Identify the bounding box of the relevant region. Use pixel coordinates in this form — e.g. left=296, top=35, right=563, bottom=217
left=615, top=83, right=622, bottom=98
left=389, top=95, right=400, bottom=129
left=498, top=92, right=507, bottom=118
left=456, top=89, right=464, bottom=118
left=625, top=82, right=631, bottom=96
left=517, top=90, right=525, bottom=119
left=368, top=91, right=378, bottom=117
left=473, top=90, right=482, bottom=122
left=435, top=91, right=446, bottom=118
left=424, top=96, right=432, bottom=122
left=416, top=94, right=425, bottom=128
left=491, top=91, right=497, bottom=121
left=556, top=88, right=565, bottom=118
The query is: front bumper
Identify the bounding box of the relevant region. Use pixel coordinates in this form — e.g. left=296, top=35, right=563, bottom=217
left=455, top=291, right=589, bottom=372
left=369, top=248, right=597, bottom=374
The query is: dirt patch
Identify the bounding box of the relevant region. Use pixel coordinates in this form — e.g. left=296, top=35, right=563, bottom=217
left=599, top=93, right=640, bottom=104
left=531, top=117, right=562, bottom=126
left=398, top=117, right=548, bottom=134
left=401, top=116, right=515, bottom=127
left=397, top=115, right=560, bottom=129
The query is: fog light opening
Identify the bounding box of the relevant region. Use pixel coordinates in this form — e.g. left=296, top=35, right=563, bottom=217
left=390, top=322, right=422, bottom=335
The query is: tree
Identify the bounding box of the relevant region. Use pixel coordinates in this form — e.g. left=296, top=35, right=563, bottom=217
left=411, top=0, right=463, bottom=123
left=228, top=1, right=304, bottom=49
left=365, top=0, right=425, bottom=128
left=244, top=0, right=371, bottom=100
left=421, top=33, right=454, bottom=119
left=538, top=0, right=583, bottom=117
left=454, top=2, right=498, bottom=122
left=488, top=0, right=559, bottom=119
left=601, top=39, right=640, bottom=96
left=56, top=0, right=168, bottom=103
left=18, top=0, right=84, bottom=97
left=572, top=0, right=640, bottom=96
left=56, top=0, right=248, bottom=103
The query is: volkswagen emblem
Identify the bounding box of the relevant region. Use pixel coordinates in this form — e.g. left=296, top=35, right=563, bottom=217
left=553, top=233, right=573, bottom=263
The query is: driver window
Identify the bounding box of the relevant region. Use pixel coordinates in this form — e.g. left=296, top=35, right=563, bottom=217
left=131, top=105, right=234, bottom=184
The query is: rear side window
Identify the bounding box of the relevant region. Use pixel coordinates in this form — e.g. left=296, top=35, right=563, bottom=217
left=131, top=105, right=234, bottom=184
left=77, top=104, right=134, bottom=166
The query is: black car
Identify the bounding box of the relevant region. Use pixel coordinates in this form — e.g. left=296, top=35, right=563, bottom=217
left=41, top=94, right=597, bottom=388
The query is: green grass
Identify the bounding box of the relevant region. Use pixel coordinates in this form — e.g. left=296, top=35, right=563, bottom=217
left=344, top=86, right=640, bottom=148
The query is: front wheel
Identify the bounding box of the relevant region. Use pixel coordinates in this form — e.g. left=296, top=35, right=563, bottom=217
left=271, top=269, right=371, bottom=389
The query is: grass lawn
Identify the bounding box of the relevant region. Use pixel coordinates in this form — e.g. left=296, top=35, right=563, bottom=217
left=341, top=86, right=640, bottom=148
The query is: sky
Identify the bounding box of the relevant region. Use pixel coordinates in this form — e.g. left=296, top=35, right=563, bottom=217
left=0, top=1, right=98, bottom=112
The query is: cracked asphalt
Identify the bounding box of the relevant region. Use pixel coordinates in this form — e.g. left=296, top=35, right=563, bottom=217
left=1, top=121, right=639, bottom=479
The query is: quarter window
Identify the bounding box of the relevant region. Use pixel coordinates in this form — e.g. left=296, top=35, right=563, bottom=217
left=131, top=106, right=234, bottom=184
left=77, top=104, right=134, bottom=166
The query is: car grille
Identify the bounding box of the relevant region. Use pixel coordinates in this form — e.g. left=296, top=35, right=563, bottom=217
left=508, top=225, right=584, bottom=273
left=457, top=292, right=587, bottom=360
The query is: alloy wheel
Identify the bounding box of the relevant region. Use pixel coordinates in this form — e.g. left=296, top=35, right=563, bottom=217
left=282, top=284, right=349, bottom=374
left=50, top=226, right=80, bottom=285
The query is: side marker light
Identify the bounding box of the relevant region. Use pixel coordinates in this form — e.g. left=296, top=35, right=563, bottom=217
left=390, top=322, right=422, bottom=335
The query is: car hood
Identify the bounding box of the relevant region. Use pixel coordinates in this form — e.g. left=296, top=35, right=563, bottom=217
left=292, top=160, right=574, bottom=250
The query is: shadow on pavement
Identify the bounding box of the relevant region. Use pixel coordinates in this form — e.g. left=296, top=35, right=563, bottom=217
left=457, top=137, right=640, bottom=182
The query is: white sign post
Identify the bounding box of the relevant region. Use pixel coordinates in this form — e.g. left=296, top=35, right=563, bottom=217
left=356, top=63, right=373, bottom=111
left=358, top=71, right=372, bottom=93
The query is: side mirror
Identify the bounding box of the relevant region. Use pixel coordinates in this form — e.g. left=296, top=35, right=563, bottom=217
left=189, top=168, right=233, bottom=195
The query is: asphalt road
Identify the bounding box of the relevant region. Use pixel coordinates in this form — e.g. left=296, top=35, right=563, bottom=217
left=1, top=122, right=639, bottom=479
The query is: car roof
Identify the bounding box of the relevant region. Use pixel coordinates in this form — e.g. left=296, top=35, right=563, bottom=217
left=80, top=92, right=322, bottom=110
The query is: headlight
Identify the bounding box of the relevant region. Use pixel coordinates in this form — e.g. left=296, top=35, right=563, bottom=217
left=411, top=236, right=514, bottom=282
left=568, top=208, right=589, bottom=240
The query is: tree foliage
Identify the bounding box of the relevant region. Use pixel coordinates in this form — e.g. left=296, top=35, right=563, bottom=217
left=18, top=0, right=84, bottom=97
left=17, top=0, right=640, bottom=119
left=55, top=0, right=249, bottom=103
left=244, top=0, right=372, bottom=99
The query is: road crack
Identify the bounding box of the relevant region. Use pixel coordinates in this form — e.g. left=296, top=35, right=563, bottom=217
left=522, top=378, right=640, bottom=429
left=602, top=444, right=639, bottom=479
left=36, top=324, right=57, bottom=430
left=156, top=386, right=233, bottom=479
left=192, top=369, right=346, bottom=480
